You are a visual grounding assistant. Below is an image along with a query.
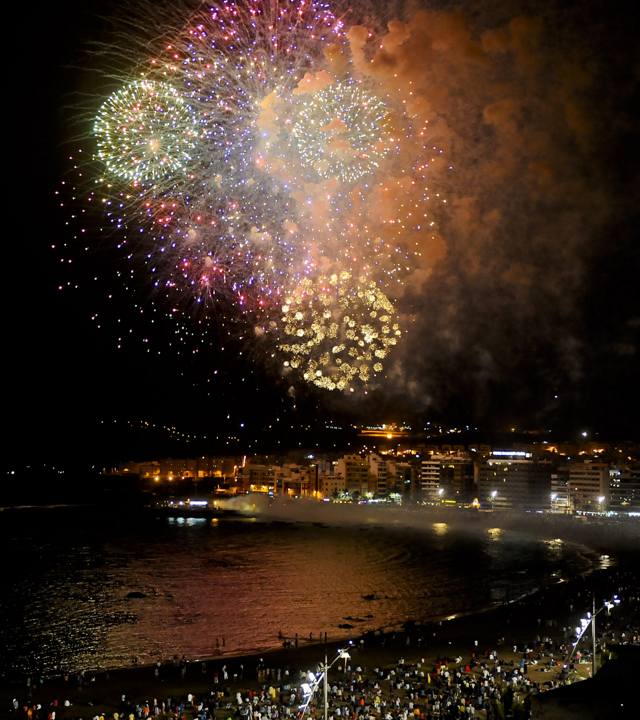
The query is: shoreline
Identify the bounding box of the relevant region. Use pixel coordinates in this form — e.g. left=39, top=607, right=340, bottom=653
left=2, top=558, right=635, bottom=716
left=0, top=513, right=613, bottom=678
left=4, top=531, right=605, bottom=681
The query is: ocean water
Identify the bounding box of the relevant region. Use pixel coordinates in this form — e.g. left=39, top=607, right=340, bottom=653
left=0, top=507, right=597, bottom=677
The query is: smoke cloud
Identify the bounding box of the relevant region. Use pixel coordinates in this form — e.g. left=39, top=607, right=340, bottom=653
left=222, top=493, right=640, bottom=553
left=310, top=0, right=637, bottom=429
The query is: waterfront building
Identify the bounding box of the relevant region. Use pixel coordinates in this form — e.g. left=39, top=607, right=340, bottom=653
left=566, top=461, right=609, bottom=511
left=438, top=454, right=475, bottom=503
left=119, top=457, right=232, bottom=481
left=368, top=454, right=388, bottom=495
left=550, top=469, right=573, bottom=513
left=318, top=471, right=345, bottom=498
left=277, top=463, right=316, bottom=497
left=334, top=454, right=372, bottom=496
left=237, top=463, right=277, bottom=493
left=419, top=453, right=475, bottom=503
left=385, top=460, right=416, bottom=498
left=477, top=450, right=552, bottom=510
left=609, top=463, right=640, bottom=513
left=419, top=457, right=440, bottom=500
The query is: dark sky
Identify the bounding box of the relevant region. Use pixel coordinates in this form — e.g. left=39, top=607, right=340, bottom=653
left=6, top=0, right=639, bottom=464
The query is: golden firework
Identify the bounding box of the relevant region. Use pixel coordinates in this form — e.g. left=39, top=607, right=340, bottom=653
left=278, top=272, right=401, bottom=391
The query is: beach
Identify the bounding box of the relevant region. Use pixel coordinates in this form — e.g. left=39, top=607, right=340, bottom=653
left=4, top=557, right=638, bottom=718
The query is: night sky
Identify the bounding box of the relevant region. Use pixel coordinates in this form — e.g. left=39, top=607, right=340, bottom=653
left=6, top=0, right=639, bottom=465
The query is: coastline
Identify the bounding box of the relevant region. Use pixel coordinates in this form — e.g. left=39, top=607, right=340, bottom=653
left=2, top=557, right=635, bottom=716
left=1, top=517, right=604, bottom=679
left=0, top=506, right=622, bottom=674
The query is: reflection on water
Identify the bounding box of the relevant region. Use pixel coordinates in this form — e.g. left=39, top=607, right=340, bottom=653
left=543, top=538, right=564, bottom=557
left=0, top=509, right=597, bottom=677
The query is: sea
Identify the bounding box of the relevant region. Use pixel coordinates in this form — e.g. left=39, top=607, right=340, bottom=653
left=0, top=506, right=600, bottom=678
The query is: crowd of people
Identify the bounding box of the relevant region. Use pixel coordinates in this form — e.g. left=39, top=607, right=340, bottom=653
left=6, top=651, right=552, bottom=720
left=8, top=567, right=639, bottom=720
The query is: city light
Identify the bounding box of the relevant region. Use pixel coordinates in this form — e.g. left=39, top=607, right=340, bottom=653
left=491, top=451, right=532, bottom=458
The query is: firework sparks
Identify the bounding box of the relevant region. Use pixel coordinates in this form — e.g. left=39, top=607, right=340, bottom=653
left=65, top=0, right=446, bottom=395
left=94, top=80, right=198, bottom=186
left=278, top=271, right=401, bottom=391
left=289, top=80, right=393, bottom=184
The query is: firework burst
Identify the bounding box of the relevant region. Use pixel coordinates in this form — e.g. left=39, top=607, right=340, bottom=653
left=62, top=0, right=446, bottom=395
left=289, top=80, right=393, bottom=184
left=94, top=80, right=199, bottom=187
left=278, top=272, right=401, bottom=391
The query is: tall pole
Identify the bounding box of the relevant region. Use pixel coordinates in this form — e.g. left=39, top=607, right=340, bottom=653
left=591, top=594, right=597, bottom=677
left=323, top=652, right=328, bottom=720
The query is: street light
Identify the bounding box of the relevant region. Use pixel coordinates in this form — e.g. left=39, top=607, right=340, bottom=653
left=298, top=644, right=353, bottom=720
left=565, top=594, right=621, bottom=678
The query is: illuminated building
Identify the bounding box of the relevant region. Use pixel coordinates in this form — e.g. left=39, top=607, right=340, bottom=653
left=277, top=464, right=316, bottom=497
left=237, top=463, right=277, bottom=494
left=384, top=460, right=416, bottom=497
left=477, top=451, right=552, bottom=511
left=368, top=454, right=388, bottom=495
left=566, top=461, right=609, bottom=511
left=609, top=464, right=640, bottom=513
left=550, top=469, right=572, bottom=513
left=318, top=471, right=345, bottom=498
left=117, top=457, right=232, bottom=481
left=420, top=453, right=474, bottom=503
left=335, top=455, right=372, bottom=496
left=419, top=458, right=440, bottom=499
left=438, top=456, right=475, bottom=502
